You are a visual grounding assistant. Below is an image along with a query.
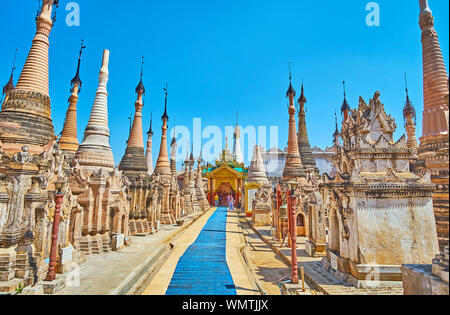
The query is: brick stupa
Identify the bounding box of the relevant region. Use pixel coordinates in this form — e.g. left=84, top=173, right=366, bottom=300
left=282, top=70, right=306, bottom=180
left=415, top=0, right=449, bottom=248
left=0, top=0, right=57, bottom=154
left=153, top=85, right=172, bottom=180
left=58, top=41, right=86, bottom=156
left=74, top=49, right=115, bottom=170
left=119, top=60, right=149, bottom=174
left=297, top=84, right=318, bottom=173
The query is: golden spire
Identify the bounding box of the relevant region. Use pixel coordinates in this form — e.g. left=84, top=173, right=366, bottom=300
left=154, top=83, right=172, bottom=178
left=58, top=40, right=85, bottom=154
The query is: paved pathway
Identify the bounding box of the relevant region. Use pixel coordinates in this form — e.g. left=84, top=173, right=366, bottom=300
left=248, top=222, right=403, bottom=295
left=52, top=213, right=203, bottom=295
left=143, top=208, right=257, bottom=295
left=166, top=208, right=236, bottom=295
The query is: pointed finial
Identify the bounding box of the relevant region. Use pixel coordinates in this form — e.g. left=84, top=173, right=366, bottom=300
left=135, top=56, right=146, bottom=95
left=333, top=110, right=340, bottom=138
left=71, top=40, right=85, bottom=93
left=161, top=83, right=169, bottom=122
left=2, top=49, right=18, bottom=100
left=403, top=73, right=416, bottom=122
left=171, top=118, right=177, bottom=144
left=190, top=141, right=194, bottom=162
left=286, top=60, right=296, bottom=98
left=148, top=113, right=154, bottom=136
left=289, top=60, right=292, bottom=82
left=298, top=82, right=307, bottom=105
left=404, top=72, right=410, bottom=101
left=341, top=80, right=350, bottom=113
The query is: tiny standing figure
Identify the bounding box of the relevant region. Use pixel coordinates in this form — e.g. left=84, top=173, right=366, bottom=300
left=228, top=195, right=234, bottom=210
left=214, top=195, right=219, bottom=207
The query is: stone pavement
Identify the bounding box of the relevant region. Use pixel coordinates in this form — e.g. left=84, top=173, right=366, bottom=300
left=143, top=208, right=258, bottom=295
left=245, top=217, right=404, bottom=295
left=240, top=217, right=317, bottom=295
left=49, top=212, right=207, bottom=295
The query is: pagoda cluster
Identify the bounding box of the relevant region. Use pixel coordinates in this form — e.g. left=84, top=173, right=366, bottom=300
left=249, top=0, right=448, bottom=291
left=0, top=1, right=208, bottom=293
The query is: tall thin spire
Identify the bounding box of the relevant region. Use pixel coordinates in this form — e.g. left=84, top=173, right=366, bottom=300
left=333, top=110, right=340, bottom=140
left=119, top=57, right=148, bottom=173
left=417, top=0, right=449, bottom=249
left=146, top=113, right=154, bottom=175
left=341, top=81, right=350, bottom=121
left=1, top=49, right=18, bottom=104
left=418, top=0, right=449, bottom=138
left=71, top=40, right=85, bottom=93
left=233, top=112, right=244, bottom=164
left=58, top=41, right=85, bottom=154
left=403, top=73, right=416, bottom=124
left=297, top=83, right=317, bottom=172
left=75, top=49, right=115, bottom=170
left=126, top=57, right=146, bottom=149
left=403, top=73, right=419, bottom=153
left=283, top=64, right=305, bottom=180
left=170, top=120, right=178, bottom=176
left=16, top=0, right=59, bottom=96
left=154, top=83, right=172, bottom=178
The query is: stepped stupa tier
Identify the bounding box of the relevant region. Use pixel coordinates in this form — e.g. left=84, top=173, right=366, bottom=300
left=0, top=1, right=59, bottom=154
left=282, top=70, right=306, bottom=180
left=297, top=84, right=318, bottom=173
left=248, top=145, right=269, bottom=184
left=153, top=85, right=172, bottom=180
left=74, top=49, right=115, bottom=170
left=58, top=41, right=86, bottom=155
left=119, top=59, right=149, bottom=173
left=415, top=0, right=449, bottom=248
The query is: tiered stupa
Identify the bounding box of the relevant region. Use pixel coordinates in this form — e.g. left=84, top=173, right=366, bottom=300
left=415, top=0, right=449, bottom=248
left=58, top=41, right=86, bottom=156
left=119, top=59, right=153, bottom=236
left=282, top=69, right=306, bottom=180
left=74, top=50, right=115, bottom=170
left=71, top=50, right=130, bottom=254
left=153, top=85, right=172, bottom=179
left=321, top=91, right=439, bottom=287
left=119, top=59, right=149, bottom=173
left=154, top=85, right=176, bottom=224
left=0, top=1, right=59, bottom=154
left=297, top=84, right=318, bottom=173
left=247, top=145, right=269, bottom=184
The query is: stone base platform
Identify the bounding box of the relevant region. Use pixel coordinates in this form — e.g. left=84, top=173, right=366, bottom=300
left=402, top=264, right=449, bottom=295
left=321, top=255, right=403, bottom=289
left=305, top=239, right=326, bottom=257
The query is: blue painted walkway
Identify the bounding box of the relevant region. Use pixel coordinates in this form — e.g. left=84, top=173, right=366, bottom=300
left=165, top=207, right=237, bottom=295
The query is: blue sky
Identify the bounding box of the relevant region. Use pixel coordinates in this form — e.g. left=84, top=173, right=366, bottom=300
left=1, top=0, right=448, bottom=167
